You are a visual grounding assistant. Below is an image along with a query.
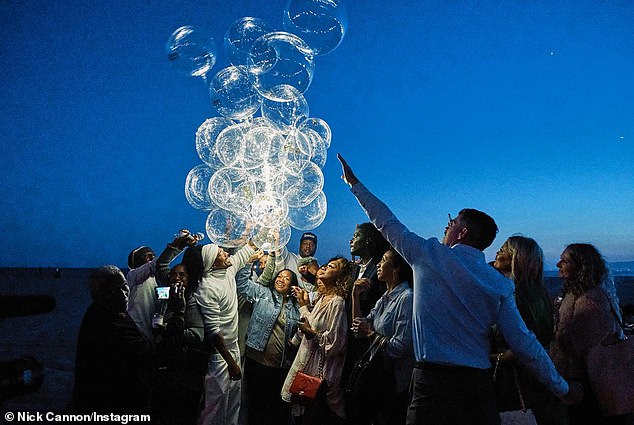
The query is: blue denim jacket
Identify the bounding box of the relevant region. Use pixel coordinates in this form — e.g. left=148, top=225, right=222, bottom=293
left=236, top=266, right=300, bottom=368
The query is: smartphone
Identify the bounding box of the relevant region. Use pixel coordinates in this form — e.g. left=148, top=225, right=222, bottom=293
left=155, top=286, right=170, bottom=300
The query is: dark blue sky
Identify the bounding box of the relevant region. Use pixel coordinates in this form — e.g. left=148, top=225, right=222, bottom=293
left=1, top=0, right=633, bottom=268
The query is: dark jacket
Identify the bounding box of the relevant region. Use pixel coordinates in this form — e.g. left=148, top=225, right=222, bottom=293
left=72, top=303, right=183, bottom=413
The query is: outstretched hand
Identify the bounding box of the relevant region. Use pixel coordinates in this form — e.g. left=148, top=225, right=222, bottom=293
left=248, top=249, right=265, bottom=264
left=337, top=153, right=359, bottom=187
left=172, top=229, right=198, bottom=250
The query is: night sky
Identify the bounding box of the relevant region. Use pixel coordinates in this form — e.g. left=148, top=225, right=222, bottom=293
left=1, top=0, right=633, bottom=268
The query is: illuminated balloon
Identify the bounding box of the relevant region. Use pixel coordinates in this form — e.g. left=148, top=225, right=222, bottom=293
left=280, top=129, right=313, bottom=165
left=251, top=223, right=292, bottom=251
left=205, top=208, right=251, bottom=248
left=287, top=190, right=327, bottom=230
left=224, top=17, right=275, bottom=66
left=250, top=193, right=289, bottom=228
left=210, top=66, right=261, bottom=120
left=283, top=0, right=348, bottom=56
left=247, top=32, right=315, bottom=96
left=184, top=164, right=215, bottom=210
left=207, top=167, right=255, bottom=214
left=215, top=123, right=248, bottom=167
left=303, top=128, right=327, bottom=168
left=196, top=117, right=234, bottom=170
left=175, top=8, right=339, bottom=245
left=274, top=161, right=323, bottom=207
left=241, top=125, right=284, bottom=169
left=299, top=117, right=331, bottom=148
left=166, top=26, right=217, bottom=78
left=261, top=85, right=309, bottom=131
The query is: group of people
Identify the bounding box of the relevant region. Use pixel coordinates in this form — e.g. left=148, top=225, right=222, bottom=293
left=71, top=154, right=629, bottom=425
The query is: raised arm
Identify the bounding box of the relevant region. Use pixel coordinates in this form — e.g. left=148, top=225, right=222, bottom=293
left=338, top=154, right=426, bottom=266
left=227, top=241, right=257, bottom=276
left=235, top=264, right=267, bottom=302
left=126, top=258, right=157, bottom=289
left=256, top=252, right=277, bottom=286
left=156, top=232, right=195, bottom=284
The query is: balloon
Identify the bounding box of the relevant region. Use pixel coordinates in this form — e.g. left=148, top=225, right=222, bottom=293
left=224, top=17, right=275, bottom=66
left=184, top=164, right=215, bottom=210
left=303, top=128, right=327, bottom=168
left=283, top=0, right=348, bottom=56
left=210, top=66, right=261, bottom=120
left=214, top=123, right=248, bottom=167
left=250, top=193, right=289, bottom=228
left=166, top=26, right=217, bottom=78
left=176, top=10, right=338, bottom=245
left=299, top=117, right=331, bottom=148
left=205, top=208, right=251, bottom=248
left=280, top=129, right=313, bottom=166
left=273, top=161, right=323, bottom=207
left=241, top=124, right=284, bottom=169
left=207, top=167, right=255, bottom=215
left=251, top=223, right=292, bottom=251
left=196, top=117, right=234, bottom=170
left=260, top=85, right=310, bottom=131
left=247, top=31, right=315, bottom=97
left=287, top=190, right=327, bottom=230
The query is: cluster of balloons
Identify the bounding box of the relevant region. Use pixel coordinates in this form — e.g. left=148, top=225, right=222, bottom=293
left=167, top=0, right=347, bottom=251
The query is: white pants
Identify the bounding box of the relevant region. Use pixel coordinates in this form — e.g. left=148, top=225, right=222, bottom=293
left=199, top=342, right=241, bottom=425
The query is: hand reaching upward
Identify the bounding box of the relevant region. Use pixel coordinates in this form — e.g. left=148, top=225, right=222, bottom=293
left=337, top=153, right=359, bottom=187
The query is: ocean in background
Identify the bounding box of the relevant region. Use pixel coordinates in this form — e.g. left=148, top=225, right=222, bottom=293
left=1, top=267, right=634, bottom=413
left=544, top=270, right=634, bottom=306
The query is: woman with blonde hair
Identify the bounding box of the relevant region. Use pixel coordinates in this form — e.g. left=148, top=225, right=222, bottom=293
left=281, top=256, right=354, bottom=425
left=493, top=236, right=554, bottom=345
left=491, top=235, right=562, bottom=424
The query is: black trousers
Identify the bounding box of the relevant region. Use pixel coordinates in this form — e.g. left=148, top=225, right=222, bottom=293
left=244, top=356, right=291, bottom=425
left=406, top=362, right=500, bottom=425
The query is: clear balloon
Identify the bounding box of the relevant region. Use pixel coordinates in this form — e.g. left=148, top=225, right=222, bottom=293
left=196, top=117, right=234, bottom=170
left=287, top=190, right=327, bottom=230
left=299, top=117, right=331, bottom=148
left=185, top=164, right=215, bottom=210
left=247, top=32, right=315, bottom=97
left=283, top=0, right=348, bottom=56
left=224, top=17, right=275, bottom=66
left=273, top=161, right=324, bottom=207
left=166, top=26, right=217, bottom=78
left=280, top=129, right=313, bottom=166
left=261, top=85, right=310, bottom=131
left=241, top=124, right=284, bottom=169
left=303, top=128, right=327, bottom=168
left=205, top=208, right=251, bottom=248
left=210, top=66, right=261, bottom=120
left=251, top=223, right=292, bottom=251
left=215, top=123, right=248, bottom=167
left=207, top=167, right=256, bottom=215
left=250, top=193, right=289, bottom=228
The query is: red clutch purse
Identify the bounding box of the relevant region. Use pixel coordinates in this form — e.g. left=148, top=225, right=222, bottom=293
left=289, top=371, right=323, bottom=406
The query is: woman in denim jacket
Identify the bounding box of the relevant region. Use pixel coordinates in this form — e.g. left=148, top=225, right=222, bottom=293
left=236, top=262, right=301, bottom=425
